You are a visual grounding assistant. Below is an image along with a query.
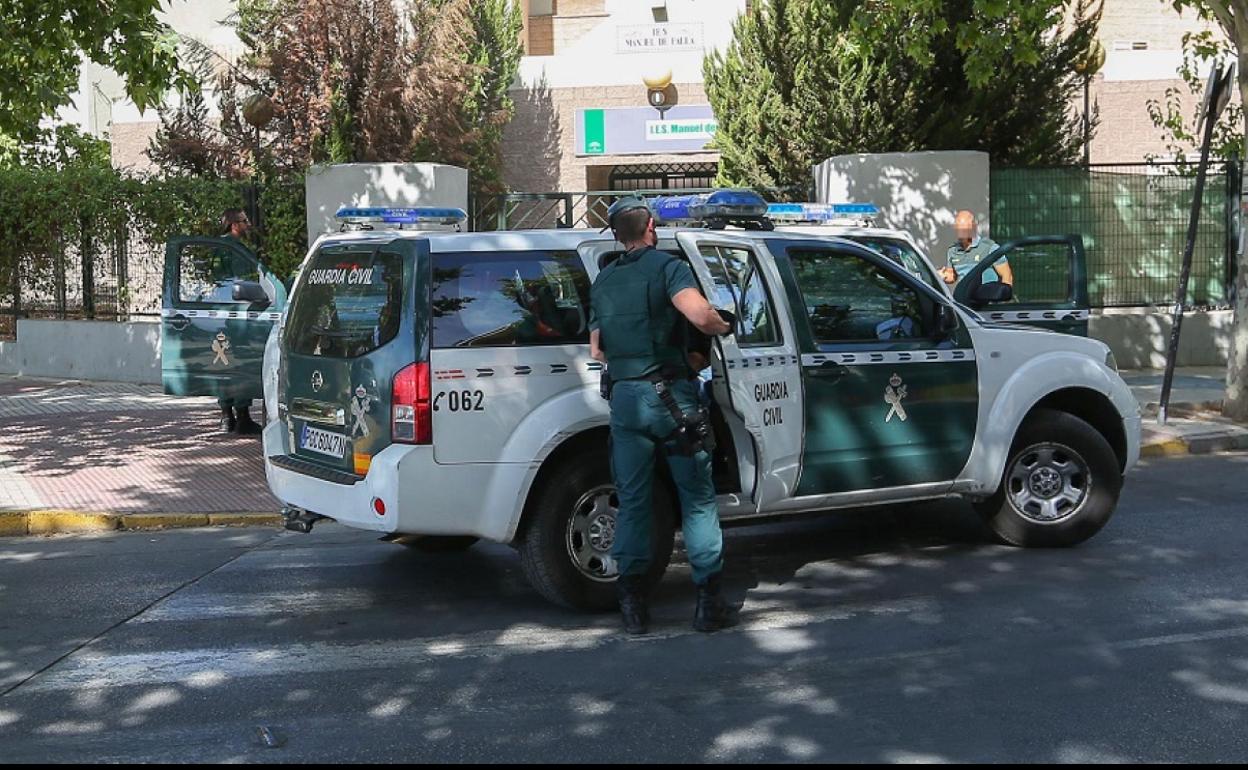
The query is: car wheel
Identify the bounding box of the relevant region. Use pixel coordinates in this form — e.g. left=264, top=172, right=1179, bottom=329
left=974, top=408, right=1122, bottom=547
left=519, top=448, right=675, bottom=611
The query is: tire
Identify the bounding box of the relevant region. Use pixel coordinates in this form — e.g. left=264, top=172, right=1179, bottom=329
left=396, top=535, right=480, bottom=553
left=974, top=408, right=1122, bottom=548
left=518, top=448, right=676, bottom=611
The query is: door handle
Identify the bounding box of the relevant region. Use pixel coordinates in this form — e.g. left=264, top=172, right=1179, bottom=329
left=166, top=314, right=190, bottom=332
left=808, top=361, right=849, bottom=379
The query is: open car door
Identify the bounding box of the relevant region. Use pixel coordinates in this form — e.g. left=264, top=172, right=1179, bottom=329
left=162, top=236, right=286, bottom=400
left=953, top=235, right=1089, bottom=336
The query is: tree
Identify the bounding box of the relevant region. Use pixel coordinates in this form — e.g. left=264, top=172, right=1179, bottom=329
left=458, top=0, right=525, bottom=195
left=704, top=0, right=1102, bottom=189
left=148, top=0, right=524, bottom=195
left=1167, top=1, right=1248, bottom=421
left=0, top=0, right=191, bottom=142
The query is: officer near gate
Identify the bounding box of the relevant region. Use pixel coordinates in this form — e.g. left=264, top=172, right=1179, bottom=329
left=589, top=198, right=736, bottom=635
left=940, top=209, right=1014, bottom=288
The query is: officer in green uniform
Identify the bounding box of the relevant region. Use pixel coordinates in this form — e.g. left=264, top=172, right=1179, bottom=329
left=589, top=198, right=736, bottom=635
left=216, top=208, right=262, bottom=435
left=940, top=209, right=1014, bottom=288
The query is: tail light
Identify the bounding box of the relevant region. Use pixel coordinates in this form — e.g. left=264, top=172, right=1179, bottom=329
left=392, top=362, right=432, bottom=444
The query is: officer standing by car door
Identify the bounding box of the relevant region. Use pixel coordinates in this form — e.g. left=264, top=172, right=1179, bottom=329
left=589, top=198, right=736, bottom=635
left=216, top=208, right=263, bottom=435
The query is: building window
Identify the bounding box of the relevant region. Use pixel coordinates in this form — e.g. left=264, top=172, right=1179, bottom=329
left=526, top=0, right=555, bottom=55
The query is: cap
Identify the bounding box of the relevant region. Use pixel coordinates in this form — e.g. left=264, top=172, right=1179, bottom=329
left=602, top=196, right=651, bottom=233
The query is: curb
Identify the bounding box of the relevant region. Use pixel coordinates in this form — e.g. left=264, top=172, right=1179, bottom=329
left=0, top=510, right=282, bottom=537
left=1140, top=431, right=1248, bottom=458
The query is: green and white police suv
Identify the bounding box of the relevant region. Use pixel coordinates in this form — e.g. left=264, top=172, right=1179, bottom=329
left=263, top=194, right=1140, bottom=611
left=161, top=234, right=287, bottom=403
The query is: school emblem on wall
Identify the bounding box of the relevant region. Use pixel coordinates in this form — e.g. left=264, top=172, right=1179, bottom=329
left=211, top=332, right=232, bottom=365
left=884, top=373, right=908, bottom=423
left=350, top=385, right=374, bottom=438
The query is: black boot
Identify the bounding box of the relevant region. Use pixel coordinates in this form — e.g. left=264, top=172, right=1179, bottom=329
left=234, top=406, right=262, bottom=436
left=617, top=575, right=650, bottom=636
left=219, top=405, right=237, bottom=434
left=693, top=573, right=736, bottom=633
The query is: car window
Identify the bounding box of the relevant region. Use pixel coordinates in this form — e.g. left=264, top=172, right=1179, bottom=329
left=284, top=248, right=404, bottom=359
left=432, top=250, right=591, bottom=348
left=840, top=236, right=941, bottom=292
left=788, top=247, right=928, bottom=343
left=698, top=245, right=781, bottom=346
left=178, top=242, right=258, bottom=304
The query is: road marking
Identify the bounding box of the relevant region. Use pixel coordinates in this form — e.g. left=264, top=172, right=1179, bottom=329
left=18, top=598, right=935, bottom=692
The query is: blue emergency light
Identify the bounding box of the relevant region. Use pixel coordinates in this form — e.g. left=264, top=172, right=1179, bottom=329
left=335, top=206, right=468, bottom=230
left=766, top=202, right=879, bottom=225
left=649, top=189, right=773, bottom=230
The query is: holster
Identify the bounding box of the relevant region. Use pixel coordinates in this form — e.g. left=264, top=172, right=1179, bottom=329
left=599, top=365, right=614, bottom=401
left=651, top=375, right=715, bottom=457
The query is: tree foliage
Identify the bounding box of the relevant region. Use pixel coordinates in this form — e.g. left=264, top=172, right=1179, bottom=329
left=148, top=0, right=523, bottom=193
left=705, top=0, right=1103, bottom=189
left=0, top=0, right=191, bottom=142
left=1146, top=28, right=1244, bottom=163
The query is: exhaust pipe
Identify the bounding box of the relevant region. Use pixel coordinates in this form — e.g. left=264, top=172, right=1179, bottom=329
left=282, top=506, right=327, bottom=534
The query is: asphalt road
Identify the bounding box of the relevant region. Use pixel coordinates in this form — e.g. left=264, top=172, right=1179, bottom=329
left=2, top=452, right=1247, bottom=762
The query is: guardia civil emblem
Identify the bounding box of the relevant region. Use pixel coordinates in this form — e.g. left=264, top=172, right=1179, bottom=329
left=211, top=332, right=231, bottom=366
left=884, top=373, right=908, bottom=423
left=350, top=385, right=374, bottom=438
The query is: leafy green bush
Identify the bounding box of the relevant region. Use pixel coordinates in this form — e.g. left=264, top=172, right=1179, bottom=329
left=0, top=163, right=306, bottom=320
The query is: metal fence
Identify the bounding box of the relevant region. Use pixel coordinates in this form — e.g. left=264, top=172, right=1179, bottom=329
left=0, top=183, right=277, bottom=340
left=990, top=161, right=1240, bottom=307
left=469, top=186, right=810, bottom=232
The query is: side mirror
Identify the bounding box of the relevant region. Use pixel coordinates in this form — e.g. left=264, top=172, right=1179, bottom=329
left=937, top=304, right=960, bottom=336
left=233, top=280, right=270, bottom=305
left=969, top=281, right=1013, bottom=306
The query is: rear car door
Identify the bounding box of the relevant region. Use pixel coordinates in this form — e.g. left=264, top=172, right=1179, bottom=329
left=767, top=238, right=980, bottom=496
left=162, top=237, right=286, bottom=399
left=279, top=239, right=420, bottom=477
left=675, top=232, right=804, bottom=510
left=953, top=235, right=1090, bottom=335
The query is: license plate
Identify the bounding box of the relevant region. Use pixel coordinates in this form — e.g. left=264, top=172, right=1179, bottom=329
left=300, top=424, right=347, bottom=459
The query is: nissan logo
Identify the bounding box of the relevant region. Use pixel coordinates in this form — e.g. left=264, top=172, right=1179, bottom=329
left=311, top=371, right=324, bottom=392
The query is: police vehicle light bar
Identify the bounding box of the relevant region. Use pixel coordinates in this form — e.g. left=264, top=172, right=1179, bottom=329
left=335, top=206, right=468, bottom=231
left=767, top=202, right=879, bottom=226
left=649, top=189, right=773, bottom=231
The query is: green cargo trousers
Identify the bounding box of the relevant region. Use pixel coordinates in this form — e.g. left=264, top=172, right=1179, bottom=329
left=608, top=378, right=724, bottom=585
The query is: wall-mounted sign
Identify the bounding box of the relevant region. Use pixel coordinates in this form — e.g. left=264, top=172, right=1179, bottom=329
left=645, top=118, right=717, bottom=142
left=617, top=23, right=704, bottom=54
left=578, top=106, right=718, bottom=156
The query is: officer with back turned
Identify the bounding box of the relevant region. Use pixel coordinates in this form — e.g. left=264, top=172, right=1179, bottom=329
left=589, top=198, right=737, bottom=635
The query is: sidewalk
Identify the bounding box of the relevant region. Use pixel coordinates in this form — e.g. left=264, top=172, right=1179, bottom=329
left=0, top=376, right=280, bottom=534
left=0, top=370, right=1244, bottom=536
left=1119, top=367, right=1248, bottom=456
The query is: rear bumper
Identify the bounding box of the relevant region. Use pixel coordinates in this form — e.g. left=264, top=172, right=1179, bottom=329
left=262, top=421, right=530, bottom=541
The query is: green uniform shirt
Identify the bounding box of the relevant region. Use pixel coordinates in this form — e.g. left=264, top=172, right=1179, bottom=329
left=946, top=236, right=1004, bottom=284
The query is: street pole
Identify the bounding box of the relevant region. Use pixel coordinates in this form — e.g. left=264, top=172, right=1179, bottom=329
left=1158, top=63, right=1234, bottom=424
left=1083, top=74, right=1091, bottom=167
